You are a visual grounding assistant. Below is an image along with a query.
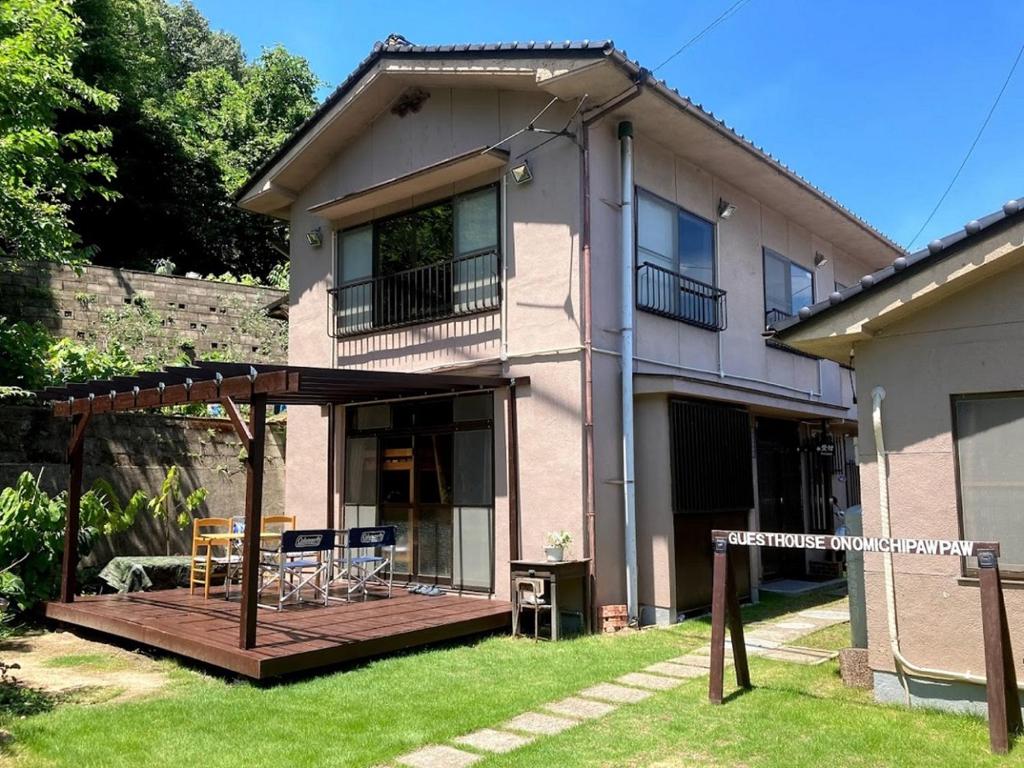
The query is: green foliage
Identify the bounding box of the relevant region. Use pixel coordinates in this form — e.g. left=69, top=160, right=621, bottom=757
left=0, top=468, right=206, bottom=612
left=71, top=0, right=319, bottom=278
left=0, top=316, right=136, bottom=391
left=0, top=0, right=119, bottom=263
left=203, top=261, right=288, bottom=290
left=147, top=465, right=207, bottom=527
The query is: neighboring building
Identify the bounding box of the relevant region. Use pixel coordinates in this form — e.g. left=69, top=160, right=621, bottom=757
left=774, top=198, right=1024, bottom=714
left=237, top=38, right=901, bottom=624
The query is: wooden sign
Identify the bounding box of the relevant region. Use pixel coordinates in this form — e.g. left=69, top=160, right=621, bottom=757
left=708, top=529, right=1021, bottom=755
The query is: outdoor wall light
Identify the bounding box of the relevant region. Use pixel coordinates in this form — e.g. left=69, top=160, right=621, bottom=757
left=717, top=198, right=737, bottom=219
left=814, top=251, right=828, bottom=268
left=306, top=227, right=323, bottom=248
left=510, top=161, right=533, bottom=185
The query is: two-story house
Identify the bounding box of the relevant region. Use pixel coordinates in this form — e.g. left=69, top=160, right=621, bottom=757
left=236, top=38, right=902, bottom=626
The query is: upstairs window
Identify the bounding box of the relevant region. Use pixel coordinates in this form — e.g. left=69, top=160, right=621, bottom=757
left=334, top=185, right=499, bottom=335
left=636, top=189, right=724, bottom=331
left=763, top=248, right=813, bottom=327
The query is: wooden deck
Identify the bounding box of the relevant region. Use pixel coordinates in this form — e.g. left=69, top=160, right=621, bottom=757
left=43, top=589, right=512, bottom=679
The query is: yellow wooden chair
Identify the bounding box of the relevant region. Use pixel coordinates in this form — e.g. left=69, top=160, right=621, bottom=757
left=261, top=515, right=296, bottom=533
left=190, top=517, right=232, bottom=599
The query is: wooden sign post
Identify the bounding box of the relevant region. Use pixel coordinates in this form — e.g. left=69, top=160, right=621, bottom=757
left=708, top=530, right=1021, bottom=755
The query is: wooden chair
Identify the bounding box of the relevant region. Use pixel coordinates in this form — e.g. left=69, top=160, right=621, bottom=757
left=261, top=515, right=296, bottom=533
left=190, top=517, right=232, bottom=599
left=512, top=576, right=552, bottom=640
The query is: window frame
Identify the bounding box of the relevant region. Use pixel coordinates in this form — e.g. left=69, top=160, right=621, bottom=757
left=336, top=182, right=501, bottom=288
left=762, top=247, right=815, bottom=324
left=634, top=187, right=718, bottom=288
left=951, top=390, right=1024, bottom=580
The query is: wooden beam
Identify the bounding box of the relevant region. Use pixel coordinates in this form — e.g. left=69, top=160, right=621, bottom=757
left=59, top=413, right=90, bottom=602
left=708, top=536, right=751, bottom=704
left=238, top=393, right=267, bottom=650
left=506, top=381, right=521, bottom=563
left=326, top=406, right=336, bottom=529
left=220, top=396, right=253, bottom=451
left=52, top=370, right=291, bottom=417
left=977, top=546, right=1022, bottom=754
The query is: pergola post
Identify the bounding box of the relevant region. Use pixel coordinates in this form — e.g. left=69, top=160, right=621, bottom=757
left=235, top=394, right=267, bottom=650
left=506, top=380, right=521, bottom=562
left=60, top=413, right=91, bottom=603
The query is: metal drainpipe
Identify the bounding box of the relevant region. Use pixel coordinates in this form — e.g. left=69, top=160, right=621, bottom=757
left=618, top=120, right=639, bottom=625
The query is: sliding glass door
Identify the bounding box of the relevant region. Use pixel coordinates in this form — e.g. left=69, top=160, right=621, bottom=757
left=344, top=394, right=494, bottom=591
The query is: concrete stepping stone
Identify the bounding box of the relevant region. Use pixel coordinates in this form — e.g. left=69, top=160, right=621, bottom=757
left=799, top=609, right=850, bottom=622
left=643, top=661, right=706, bottom=679
left=454, top=728, right=533, bottom=754
left=544, top=696, right=617, bottom=720
left=761, top=645, right=838, bottom=665
left=578, top=682, right=653, bottom=704
left=396, top=744, right=481, bottom=768
left=617, top=671, right=684, bottom=691
left=774, top=620, right=818, bottom=631
left=503, top=711, right=579, bottom=736
left=671, top=653, right=732, bottom=669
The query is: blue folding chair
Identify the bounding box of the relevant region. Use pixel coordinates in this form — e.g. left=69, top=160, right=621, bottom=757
left=337, top=526, right=396, bottom=601
left=258, top=529, right=336, bottom=610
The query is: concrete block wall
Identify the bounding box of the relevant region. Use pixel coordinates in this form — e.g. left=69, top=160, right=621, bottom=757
left=0, top=260, right=287, bottom=363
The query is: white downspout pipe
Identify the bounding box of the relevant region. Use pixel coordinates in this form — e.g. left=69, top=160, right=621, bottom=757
left=619, top=121, right=639, bottom=625
left=871, top=386, right=997, bottom=696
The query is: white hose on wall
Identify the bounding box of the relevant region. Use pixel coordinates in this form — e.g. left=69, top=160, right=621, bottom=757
left=871, top=386, right=992, bottom=697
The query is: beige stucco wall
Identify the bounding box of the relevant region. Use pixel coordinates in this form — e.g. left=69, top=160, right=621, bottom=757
left=855, top=258, right=1024, bottom=679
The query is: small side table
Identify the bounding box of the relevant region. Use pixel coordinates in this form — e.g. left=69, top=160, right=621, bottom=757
left=510, top=559, right=591, bottom=640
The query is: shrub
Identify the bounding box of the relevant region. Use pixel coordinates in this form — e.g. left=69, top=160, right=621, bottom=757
left=0, top=469, right=206, bottom=612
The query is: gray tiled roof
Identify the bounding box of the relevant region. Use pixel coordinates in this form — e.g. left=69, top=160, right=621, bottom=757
left=236, top=37, right=901, bottom=252
left=773, top=197, right=1024, bottom=336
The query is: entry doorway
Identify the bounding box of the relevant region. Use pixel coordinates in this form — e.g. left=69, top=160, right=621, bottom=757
left=755, top=417, right=806, bottom=579
left=379, top=433, right=455, bottom=585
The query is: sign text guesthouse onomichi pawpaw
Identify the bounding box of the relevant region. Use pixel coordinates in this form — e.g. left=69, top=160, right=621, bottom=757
left=706, top=529, right=1020, bottom=755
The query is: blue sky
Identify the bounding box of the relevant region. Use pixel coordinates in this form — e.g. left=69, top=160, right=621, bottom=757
left=193, top=0, right=1024, bottom=251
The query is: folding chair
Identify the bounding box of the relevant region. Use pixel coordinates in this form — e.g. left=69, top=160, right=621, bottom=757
left=223, top=516, right=246, bottom=599
left=190, top=518, right=234, bottom=599
left=340, top=526, right=396, bottom=601
left=257, top=529, right=336, bottom=610
left=512, top=576, right=552, bottom=640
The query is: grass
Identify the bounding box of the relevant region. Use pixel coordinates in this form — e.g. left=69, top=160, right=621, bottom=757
left=41, top=654, right=127, bottom=671
left=2, top=593, right=1015, bottom=767
left=798, top=621, right=851, bottom=651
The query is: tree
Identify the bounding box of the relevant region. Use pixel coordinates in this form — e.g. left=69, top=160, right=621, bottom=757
left=68, top=0, right=318, bottom=277
left=0, top=0, right=118, bottom=263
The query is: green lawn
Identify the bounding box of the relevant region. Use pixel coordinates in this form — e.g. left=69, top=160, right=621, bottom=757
left=2, top=594, right=1016, bottom=768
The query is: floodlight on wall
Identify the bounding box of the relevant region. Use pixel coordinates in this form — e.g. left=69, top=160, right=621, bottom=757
left=717, top=198, right=737, bottom=219
left=306, top=227, right=323, bottom=248
left=510, top=161, right=533, bottom=185
left=814, top=251, right=828, bottom=268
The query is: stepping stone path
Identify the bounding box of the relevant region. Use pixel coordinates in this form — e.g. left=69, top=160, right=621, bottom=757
left=391, top=599, right=850, bottom=766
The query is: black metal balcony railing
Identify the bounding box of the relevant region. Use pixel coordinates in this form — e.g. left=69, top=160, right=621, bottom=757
left=636, top=261, right=727, bottom=331
left=764, top=307, right=793, bottom=329
left=329, top=250, right=501, bottom=337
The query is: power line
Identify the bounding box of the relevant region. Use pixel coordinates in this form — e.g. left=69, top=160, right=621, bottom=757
left=906, top=41, right=1024, bottom=250
left=652, top=0, right=755, bottom=73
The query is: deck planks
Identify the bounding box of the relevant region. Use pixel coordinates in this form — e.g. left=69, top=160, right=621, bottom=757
left=43, top=588, right=512, bottom=678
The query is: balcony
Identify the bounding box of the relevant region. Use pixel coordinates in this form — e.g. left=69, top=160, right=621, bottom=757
left=636, top=261, right=727, bottom=331
left=329, top=251, right=500, bottom=337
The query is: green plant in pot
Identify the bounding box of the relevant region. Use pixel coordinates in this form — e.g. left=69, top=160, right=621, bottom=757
left=545, top=531, right=572, bottom=562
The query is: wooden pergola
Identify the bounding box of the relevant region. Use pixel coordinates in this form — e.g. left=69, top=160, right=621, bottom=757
left=39, top=362, right=520, bottom=651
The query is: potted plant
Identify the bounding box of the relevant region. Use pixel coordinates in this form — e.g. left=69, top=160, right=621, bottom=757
left=545, top=531, right=572, bottom=562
